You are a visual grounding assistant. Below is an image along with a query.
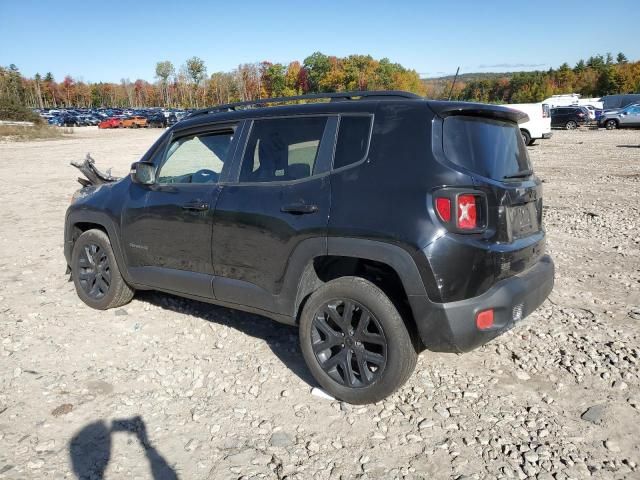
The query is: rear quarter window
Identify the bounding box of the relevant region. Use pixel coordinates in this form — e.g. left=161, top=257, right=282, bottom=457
left=333, top=115, right=373, bottom=169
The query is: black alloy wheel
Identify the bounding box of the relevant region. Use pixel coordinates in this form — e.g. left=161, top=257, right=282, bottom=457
left=311, top=298, right=387, bottom=388
left=77, top=243, right=111, bottom=299
left=71, top=229, right=134, bottom=310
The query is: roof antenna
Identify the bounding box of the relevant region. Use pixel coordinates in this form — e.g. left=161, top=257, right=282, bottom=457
left=448, top=67, right=460, bottom=100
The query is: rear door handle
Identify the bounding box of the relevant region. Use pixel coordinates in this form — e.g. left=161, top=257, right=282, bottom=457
left=182, top=201, right=209, bottom=211
left=281, top=203, right=318, bottom=214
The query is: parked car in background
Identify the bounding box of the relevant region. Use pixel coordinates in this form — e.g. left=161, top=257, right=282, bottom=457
left=98, top=117, right=121, bottom=129
left=167, top=113, right=178, bottom=126
left=78, top=115, right=100, bottom=126
left=602, top=94, right=640, bottom=111
left=598, top=103, right=640, bottom=129
left=50, top=114, right=82, bottom=127
left=550, top=107, right=588, bottom=129
left=580, top=105, right=598, bottom=121
left=121, top=116, right=148, bottom=128
left=147, top=113, right=167, bottom=128
left=504, top=103, right=552, bottom=145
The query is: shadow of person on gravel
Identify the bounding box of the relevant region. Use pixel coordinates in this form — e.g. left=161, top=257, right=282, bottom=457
left=69, top=416, right=178, bottom=480
left=137, top=291, right=318, bottom=388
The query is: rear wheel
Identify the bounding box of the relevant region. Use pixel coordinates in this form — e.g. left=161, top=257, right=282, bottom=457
left=520, top=130, right=531, bottom=146
left=71, top=229, right=134, bottom=310
left=565, top=120, right=578, bottom=130
left=299, top=277, right=417, bottom=404
left=605, top=119, right=618, bottom=130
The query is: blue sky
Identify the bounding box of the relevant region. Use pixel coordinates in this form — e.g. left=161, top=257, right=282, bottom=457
left=1, top=0, right=638, bottom=82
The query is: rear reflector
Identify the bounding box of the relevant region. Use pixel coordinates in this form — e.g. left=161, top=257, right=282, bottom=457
left=457, top=194, right=478, bottom=229
left=476, top=309, right=494, bottom=330
left=435, top=197, right=451, bottom=222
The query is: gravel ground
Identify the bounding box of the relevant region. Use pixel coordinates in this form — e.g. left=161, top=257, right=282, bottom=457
left=0, top=127, right=638, bottom=479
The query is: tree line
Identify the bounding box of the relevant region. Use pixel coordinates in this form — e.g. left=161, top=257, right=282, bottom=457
left=1, top=52, right=638, bottom=110
left=0, top=53, right=425, bottom=109
left=441, top=52, right=639, bottom=103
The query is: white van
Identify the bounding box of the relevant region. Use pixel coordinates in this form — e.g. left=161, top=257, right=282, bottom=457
left=542, top=94, right=603, bottom=110
left=505, top=103, right=552, bottom=145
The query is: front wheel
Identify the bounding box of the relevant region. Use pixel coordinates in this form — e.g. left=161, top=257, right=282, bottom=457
left=520, top=130, right=531, bottom=146
left=565, top=120, right=578, bottom=130
left=71, top=229, right=134, bottom=310
left=605, top=119, right=618, bottom=130
left=299, top=277, right=417, bottom=404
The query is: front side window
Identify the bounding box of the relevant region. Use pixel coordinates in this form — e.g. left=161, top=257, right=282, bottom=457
left=239, top=117, right=328, bottom=183
left=157, top=130, right=233, bottom=184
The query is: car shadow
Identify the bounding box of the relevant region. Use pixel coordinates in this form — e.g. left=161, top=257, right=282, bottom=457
left=136, top=291, right=318, bottom=388
left=616, top=144, right=640, bottom=148
left=69, top=416, right=178, bottom=480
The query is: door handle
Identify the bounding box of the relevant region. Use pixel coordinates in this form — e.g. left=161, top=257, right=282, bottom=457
left=182, top=201, right=209, bottom=211
left=281, top=203, right=319, bottom=214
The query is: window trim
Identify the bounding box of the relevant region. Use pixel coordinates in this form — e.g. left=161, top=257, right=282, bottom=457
left=153, top=122, right=240, bottom=186
left=330, top=113, right=375, bottom=173
left=226, top=114, right=339, bottom=186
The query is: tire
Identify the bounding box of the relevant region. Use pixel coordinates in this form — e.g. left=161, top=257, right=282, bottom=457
left=299, top=276, right=417, bottom=404
left=527, top=138, right=536, bottom=146
left=565, top=120, right=578, bottom=130
left=71, top=229, right=134, bottom=310
left=605, top=119, right=618, bottom=130
left=520, top=130, right=531, bottom=146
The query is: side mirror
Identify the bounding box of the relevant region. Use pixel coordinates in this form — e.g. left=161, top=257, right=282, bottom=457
left=130, top=161, right=156, bottom=185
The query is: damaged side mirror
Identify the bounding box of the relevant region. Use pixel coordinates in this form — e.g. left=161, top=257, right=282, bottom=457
left=130, top=162, right=156, bottom=185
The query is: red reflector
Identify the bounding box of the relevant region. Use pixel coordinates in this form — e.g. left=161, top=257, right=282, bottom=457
left=457, top=194, right=477, bottom=229
left=476, top=309, right=494, bottom=330
left=435, top=197, right=451, bottom=222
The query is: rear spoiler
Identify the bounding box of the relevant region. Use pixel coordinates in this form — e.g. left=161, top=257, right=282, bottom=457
left=426, top=100, right=529, bottom=124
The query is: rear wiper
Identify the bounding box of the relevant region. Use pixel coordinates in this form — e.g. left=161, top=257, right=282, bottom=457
left=503, top=169, right=533, bottom=180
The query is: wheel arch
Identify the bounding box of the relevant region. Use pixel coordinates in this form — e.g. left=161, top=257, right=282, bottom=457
left=289, top=237, right=436, bottom=347
left=65, top=209, right=131, bottom=283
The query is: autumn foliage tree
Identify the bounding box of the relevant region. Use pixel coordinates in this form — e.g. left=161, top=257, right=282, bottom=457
left=2, top=52, right=639, bottom=110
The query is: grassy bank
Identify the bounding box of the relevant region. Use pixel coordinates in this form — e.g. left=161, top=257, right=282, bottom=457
left=0, top=125, right=72, bottom=141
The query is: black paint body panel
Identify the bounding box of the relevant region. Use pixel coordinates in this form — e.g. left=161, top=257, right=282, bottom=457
left=64, top=97, right=554, bottom=352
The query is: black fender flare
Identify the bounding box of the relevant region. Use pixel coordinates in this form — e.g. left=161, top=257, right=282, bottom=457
left=64, top=208, right=132, bottom=284
left=286, top=236, right=438, bottom=321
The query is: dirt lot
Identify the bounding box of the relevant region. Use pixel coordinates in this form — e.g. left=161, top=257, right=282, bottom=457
left=0, top=127, right=639, bottom=479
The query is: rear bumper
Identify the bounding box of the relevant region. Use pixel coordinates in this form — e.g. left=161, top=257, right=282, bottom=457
left=410, top=255, right=554, bottom=353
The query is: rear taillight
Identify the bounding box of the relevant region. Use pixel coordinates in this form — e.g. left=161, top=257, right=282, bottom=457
left=457, top=194, right=477, bottom=229
left=433, top=190, right=485, bottom=233
left=542, top=105, right=550, bottom=118
left=577, top=113, right=585, bottom=117
left=435, top=197, right=451, bottom=222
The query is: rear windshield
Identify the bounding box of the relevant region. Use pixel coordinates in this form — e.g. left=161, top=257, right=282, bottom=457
left=442, top=115, right=531, bottom=180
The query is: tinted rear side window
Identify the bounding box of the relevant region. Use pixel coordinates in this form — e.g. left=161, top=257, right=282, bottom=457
left=333, top=116, right=372, bottom=169
left=239, top=117, right=327, bottom=183
left=442, top=115, right=531, bottom=180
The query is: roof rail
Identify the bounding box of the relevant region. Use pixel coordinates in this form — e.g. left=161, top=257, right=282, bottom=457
left=186, top=90, right=422, bottom=119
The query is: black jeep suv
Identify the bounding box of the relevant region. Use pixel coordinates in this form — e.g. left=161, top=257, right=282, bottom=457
left=64, top=91, right=554, bottom=404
